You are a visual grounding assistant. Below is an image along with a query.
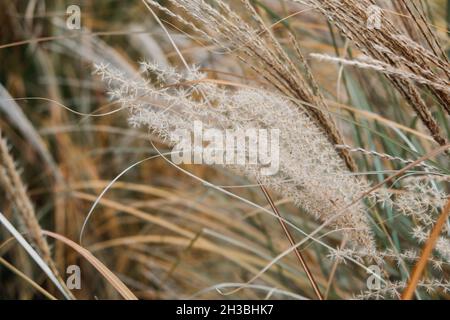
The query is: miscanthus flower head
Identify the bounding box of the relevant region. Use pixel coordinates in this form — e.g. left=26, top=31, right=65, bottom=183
left=94, top=62, right=375, bottom=249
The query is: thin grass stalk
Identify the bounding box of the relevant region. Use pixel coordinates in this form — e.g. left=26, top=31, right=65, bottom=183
left=258, top=180, right=324, bottom=300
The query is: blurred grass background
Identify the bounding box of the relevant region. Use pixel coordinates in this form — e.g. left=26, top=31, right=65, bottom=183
left=0, top=0, right=449, bottom=299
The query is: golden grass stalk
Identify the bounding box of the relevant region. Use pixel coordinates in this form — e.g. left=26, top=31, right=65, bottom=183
left=294, top=0, right=449, bottom=146
left=0, top=131, right=72, bottom=298
left=402, top=199, right=450, bottom=300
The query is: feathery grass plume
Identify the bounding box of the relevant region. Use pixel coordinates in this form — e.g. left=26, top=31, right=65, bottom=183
left=0, top=132, right=70, bottom=296
left=358, top=181, right=450, bottom=299
left=394, top=182, right=447, bottom=227
left=356, top=279, right=450, bottom=300
left=145, top=0, right=357, bottom=171
left=94, top=61, right=375, bottom=249
left=310, top=53, right=450, bottom=95
left=394, top=182, right=450, bottom=263
left=293, top=0, right=449, bottom=146
left=413, top=227, right=450, bottom=264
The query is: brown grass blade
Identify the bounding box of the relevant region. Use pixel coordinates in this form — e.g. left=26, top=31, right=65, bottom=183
left=258, top=181, right=323, bottom=300
left=401, top=199, right=450, bottom=300
left=42, top=231, right=138, bottom=300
